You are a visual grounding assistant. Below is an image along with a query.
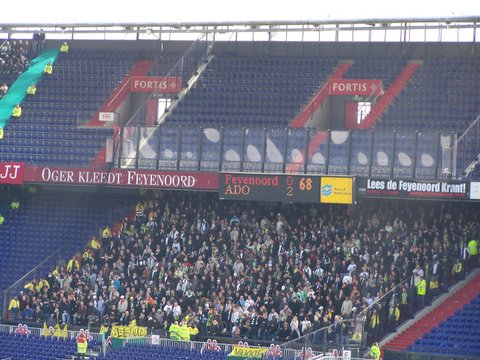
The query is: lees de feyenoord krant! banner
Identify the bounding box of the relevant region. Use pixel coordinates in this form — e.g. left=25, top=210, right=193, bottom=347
left=358, top=178, right=469, bottom=200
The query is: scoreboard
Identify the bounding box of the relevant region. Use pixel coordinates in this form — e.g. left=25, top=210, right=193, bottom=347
left=219, top=173, right=354, bottom=204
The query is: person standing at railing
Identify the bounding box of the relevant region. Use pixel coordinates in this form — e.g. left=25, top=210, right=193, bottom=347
left=77, top=332, right=88, bottom=359
left=369, top=342, right=381, bottom=360
left=367, top=308, right=380, bottom=344
left=467, top=239, right=479, bottom=271
left=429, top=275, right=440, bottom=303
left=451, top=258, right=464, bottom=281
left=388, top=303, right=400, bottom=332
left=8, top=296, right=20, bottom=320
left=416, top=275, right=427, bottom=311
left=398, top=286, right=409, bottom=322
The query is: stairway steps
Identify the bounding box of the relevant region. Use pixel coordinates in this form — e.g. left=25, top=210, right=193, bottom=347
left=290, top=61, right=352, bottom=128
left=384, top=272, right=480, bottom=352
left=356, top=62, right=421, bottom=129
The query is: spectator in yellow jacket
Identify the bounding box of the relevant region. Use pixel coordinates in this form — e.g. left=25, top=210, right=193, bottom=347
left=59, top=42, right=69, bottom=54
left=43, top=62, right=53, bottom=75
left=67, top=257, right=80, bottom=273
left=12, top=104, right=22, bottom=119
left=26, top=83, right=37, bottom=96
left=90, top=237, right=101, bottom=250
left=8, top=296, right=20, bottom=319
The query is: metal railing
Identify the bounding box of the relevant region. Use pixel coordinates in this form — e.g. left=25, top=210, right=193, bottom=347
left=123, top=335, right=325, bottom=359
left=2, top=250, right=62, bottom=320
left=275, top=317, right=366, bottom=358
left=0, top=323, right=103, bottom=343
left=455, top=114, right=480, bottom=178
left=355, top=82, right=384, bottom=125
left=124, top=33, right=214, bottom=128
left=358, top=275, right=413, bottom=319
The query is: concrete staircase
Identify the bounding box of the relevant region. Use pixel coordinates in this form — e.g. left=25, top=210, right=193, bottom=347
left=87, top=60, right=155, bottom=127
left=290, top=61, right=353, bottom=128
left=355, top=61, right=422, bottom=129
left=383, top=270, right=480, bottom=353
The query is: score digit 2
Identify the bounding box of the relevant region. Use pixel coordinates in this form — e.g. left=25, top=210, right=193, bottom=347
left=286, top=175, right=293, bottom=197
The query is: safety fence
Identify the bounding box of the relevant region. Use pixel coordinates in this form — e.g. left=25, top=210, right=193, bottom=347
left=0, top=323, right=103, bottom=343
left=115, top=125, right=458, bottom=181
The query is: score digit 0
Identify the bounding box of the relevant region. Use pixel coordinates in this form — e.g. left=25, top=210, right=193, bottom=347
left=286, top=176, right=293, bottom=197
left=299, top=177, right=312, bottom=191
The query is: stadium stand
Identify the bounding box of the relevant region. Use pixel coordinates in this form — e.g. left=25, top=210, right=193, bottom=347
left=0, top=330, right=104, bottom=360
left=166, top=54, right=338, bottom=127
left=410, top=292, right=480, bottom=357
left=384, top=271, right=480, bottom=356
left=5, top=190, right=478, bottom=349
left=0, top=22, right=479, bottom=360
left=377, top=58, right=480, bottom=132
left=0, top=188, right=134, bottom=309
left=97, top=343, right=228, bottom=360
left=0, top=331, right=78, bottom=360
left=0, top=48, right=159, bottom=166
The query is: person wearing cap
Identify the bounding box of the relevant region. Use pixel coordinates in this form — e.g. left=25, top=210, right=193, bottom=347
left=118, top=295, right=128, bottom=313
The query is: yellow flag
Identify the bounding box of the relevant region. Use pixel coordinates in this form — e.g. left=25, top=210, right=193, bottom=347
left=60, top=324, right=68, bottom=339
left=42, top=322, right=48, bottom=337
left=129, top=319, right=137, bottom=327
left=99, top=325, right=109, bottom=334
left=54, top=323, right=62, bottom=338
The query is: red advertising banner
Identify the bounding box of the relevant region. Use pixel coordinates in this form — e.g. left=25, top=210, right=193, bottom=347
left=131, top=76, right=182, bottom=93
left=0, top=162, right=25, bottom=184
left=329, top=79, right=383, bottom=96
left=24, top=166, right=218, bottom=190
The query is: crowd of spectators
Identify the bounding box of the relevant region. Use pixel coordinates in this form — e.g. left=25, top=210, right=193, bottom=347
left=8, top=191, right=480, bottom=346
left=0, top=40, right=30, bottom=76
